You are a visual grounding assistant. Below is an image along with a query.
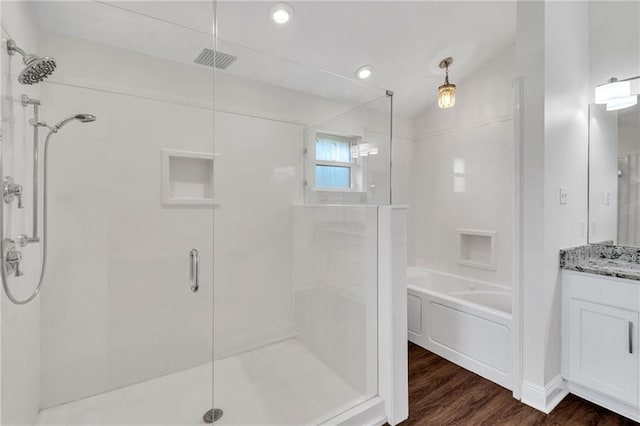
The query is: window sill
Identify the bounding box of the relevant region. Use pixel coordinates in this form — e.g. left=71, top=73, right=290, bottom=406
left=312, top=188, right=367, bottom=194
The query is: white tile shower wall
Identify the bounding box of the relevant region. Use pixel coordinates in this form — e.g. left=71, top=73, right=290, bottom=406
left=36, top=26, right=395, bottom=408
left=35, top=30, right=352, bottom=407
left=36, top=34, right=214, bottom=408
left=39, top=82, right=214, bottom=409
left=391, top=134, right=416, bottom=265
left=0, top=3, right=42, bottom=424
left=410, top=45, right=515, bottom=286
left=292, top=205, right=378, bottom=398
left=213, top=110, right=303, bottom=360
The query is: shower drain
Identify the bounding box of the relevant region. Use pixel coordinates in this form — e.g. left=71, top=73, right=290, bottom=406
left=203, top=408, right=223, bottom=423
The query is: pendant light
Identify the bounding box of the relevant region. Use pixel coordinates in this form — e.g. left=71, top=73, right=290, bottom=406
left=438, top=57, right=456, bottom=109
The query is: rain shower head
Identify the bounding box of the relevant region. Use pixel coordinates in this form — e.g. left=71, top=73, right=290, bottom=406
left=7, top=39, right=57, bottom=85
left=53, top=114, right=97, bottom=131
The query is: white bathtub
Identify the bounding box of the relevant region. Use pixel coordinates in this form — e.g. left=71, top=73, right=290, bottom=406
left=407, top=267, right=513, bottom=390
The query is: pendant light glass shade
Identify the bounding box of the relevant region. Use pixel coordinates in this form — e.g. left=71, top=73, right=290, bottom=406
left=438, top=83, right=456, bottom=108
left=438, top=57, right=456, bottom=109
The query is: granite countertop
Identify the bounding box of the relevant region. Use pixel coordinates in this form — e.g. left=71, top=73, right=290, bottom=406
left=560, top=244, right=640, bottom=281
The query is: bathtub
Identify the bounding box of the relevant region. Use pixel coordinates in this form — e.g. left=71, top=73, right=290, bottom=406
left=407, top=267, right=513, bottom=390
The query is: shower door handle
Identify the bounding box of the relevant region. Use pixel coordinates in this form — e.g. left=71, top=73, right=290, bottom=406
left=189, top=249, right=199, bottom=293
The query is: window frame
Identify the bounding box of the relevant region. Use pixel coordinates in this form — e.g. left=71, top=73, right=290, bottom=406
left=313, top=132, right=358, bottom=191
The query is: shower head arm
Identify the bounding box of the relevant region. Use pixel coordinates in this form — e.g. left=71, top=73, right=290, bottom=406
left=7, top=40, right=26, bottom=58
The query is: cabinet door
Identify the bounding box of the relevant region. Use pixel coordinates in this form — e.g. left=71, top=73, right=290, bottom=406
left=569, top=299, right=639, bottom=405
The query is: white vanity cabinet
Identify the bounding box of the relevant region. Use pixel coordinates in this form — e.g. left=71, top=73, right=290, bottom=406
left=562, top=270, right=640, bottom=421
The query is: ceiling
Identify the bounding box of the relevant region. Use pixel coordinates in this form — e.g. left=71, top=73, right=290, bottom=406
left=31, top=0, right=516, bottom=118
left=215, top=1, right=516, bottom=117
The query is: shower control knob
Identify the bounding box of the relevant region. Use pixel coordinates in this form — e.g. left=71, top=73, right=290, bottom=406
left=3, top=176, right=23, bottom=208
left=4, top=241, right=23, bottom=277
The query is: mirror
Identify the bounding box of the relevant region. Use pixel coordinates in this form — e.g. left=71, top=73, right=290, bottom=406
left=589, top=102, right=640, bottom=246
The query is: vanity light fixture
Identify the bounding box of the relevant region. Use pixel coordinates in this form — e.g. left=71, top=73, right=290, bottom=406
left=595, top=78, right=631, bottom=104
left=269, top=2, right=294, bottom=24
left=596, top=76, right=639, bottom=111
left=606, top=95, right=637, bottom=111
left=355, top=65, right=373, bottom=80
left=438, top=57, right=456, bottom=109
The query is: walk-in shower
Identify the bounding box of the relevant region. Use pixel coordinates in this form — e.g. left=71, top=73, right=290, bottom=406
left=1, top=92, right=96, bottom=304
left=1, top=3, right=398, bottom=425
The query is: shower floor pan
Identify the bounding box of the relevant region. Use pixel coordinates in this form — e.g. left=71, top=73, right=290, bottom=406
left=36, top=339, right=361, bottom=426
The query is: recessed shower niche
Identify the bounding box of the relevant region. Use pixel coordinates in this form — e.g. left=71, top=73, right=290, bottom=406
left=458, top=229, right=497, bottom=270
left=161, top=149, right=214, bottom=206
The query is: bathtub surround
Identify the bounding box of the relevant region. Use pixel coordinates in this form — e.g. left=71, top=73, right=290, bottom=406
left=410, top=44, right=515, bottom=288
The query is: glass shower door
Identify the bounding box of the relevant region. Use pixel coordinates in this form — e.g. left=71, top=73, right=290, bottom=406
left=211, top=27, right=391, bottom=423
left=0, top=2, right=215, bottom=425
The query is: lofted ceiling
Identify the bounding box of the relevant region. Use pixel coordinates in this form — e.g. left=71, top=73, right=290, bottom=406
left=215, top=1, right=516, bottom=118
left=30, top=0, right=516, bottom=118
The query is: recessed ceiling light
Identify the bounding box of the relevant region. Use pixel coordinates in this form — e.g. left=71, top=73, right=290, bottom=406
left=356, top=65, right=373, bottom=80
left=270, top=3, right=294, bottom=24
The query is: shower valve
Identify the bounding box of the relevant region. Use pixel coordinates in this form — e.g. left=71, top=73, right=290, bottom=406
left=4, top=241, right=23, bottom=277
left=3, top=177, right=23, bottom=208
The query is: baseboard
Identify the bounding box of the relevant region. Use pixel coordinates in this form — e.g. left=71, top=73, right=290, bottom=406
left=567, top=382, right=640, bottom=422
left=521, top=375, right=568, bottom=414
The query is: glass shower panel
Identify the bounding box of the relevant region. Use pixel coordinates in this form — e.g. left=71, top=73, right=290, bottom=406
left=304, top=95, right=393, bottom=206
left=1, top=2, right=214, bottom=425
left=212, top=33, right=391, bottom=424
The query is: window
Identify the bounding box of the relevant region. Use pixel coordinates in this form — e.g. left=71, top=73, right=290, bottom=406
left=315, top=134, right=354, bottom=189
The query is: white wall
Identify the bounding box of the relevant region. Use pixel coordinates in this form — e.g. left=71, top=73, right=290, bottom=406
left=1, top=3, right=42, bottom=424
left=410, top=45, right=514, bottom=286
left=589, top=1, right=640, bottom=104
left=541, top=0, right=590, bottom=389
left=515, top=0, right=591, bottom=405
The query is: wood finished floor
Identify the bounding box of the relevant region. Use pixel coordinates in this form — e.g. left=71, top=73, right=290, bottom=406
left=401, top=342, right=638, bottom=425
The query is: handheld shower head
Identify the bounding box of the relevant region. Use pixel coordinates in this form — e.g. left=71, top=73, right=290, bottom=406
left=53, top=114, right=97, bottom=131
left=7, top=39, right=57, bottom=85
